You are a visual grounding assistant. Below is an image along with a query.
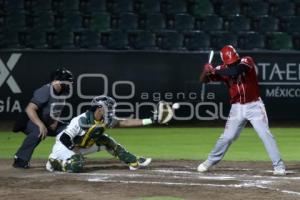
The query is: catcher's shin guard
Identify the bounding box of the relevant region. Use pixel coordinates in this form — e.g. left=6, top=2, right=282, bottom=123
left=64, top=154, right=85, bottom=173
left=95, top=134, right=138, bottom=164
left=47, top=158, right=64, bottom=172
left=47, top=154, right=85, bottom=173
left=114, top=144, right=137, bottom=164
left=95, top=134, right=118, bottom=148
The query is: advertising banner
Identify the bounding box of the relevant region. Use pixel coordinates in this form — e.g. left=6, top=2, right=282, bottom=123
left=0, top=51, right=299, bottom=123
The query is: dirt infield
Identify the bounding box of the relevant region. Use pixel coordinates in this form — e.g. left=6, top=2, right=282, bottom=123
left=1, top=159, right=300, bottom=200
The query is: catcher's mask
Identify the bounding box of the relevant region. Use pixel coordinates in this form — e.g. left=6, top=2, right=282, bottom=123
left=90, top=95, right=116, bottom=123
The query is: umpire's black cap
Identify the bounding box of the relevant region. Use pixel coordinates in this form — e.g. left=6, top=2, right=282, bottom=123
left=51, top=68, right=74, bottom=82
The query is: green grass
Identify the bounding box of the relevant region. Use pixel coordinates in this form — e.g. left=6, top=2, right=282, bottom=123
left=0, top=128, right=299, bottom=161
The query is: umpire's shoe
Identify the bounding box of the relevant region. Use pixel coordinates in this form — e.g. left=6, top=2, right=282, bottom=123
left=129, top=157, right=152, bottom=171
left=13, top=156, right=30, bottom=169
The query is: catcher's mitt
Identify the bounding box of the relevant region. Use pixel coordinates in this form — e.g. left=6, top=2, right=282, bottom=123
left=153, top=101, right=174, bottom=124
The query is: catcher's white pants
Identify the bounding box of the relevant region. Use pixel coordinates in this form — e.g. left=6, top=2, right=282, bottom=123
left=206, top=99, right=285, bottom=170
left=48, top=137, right=104, bottom=161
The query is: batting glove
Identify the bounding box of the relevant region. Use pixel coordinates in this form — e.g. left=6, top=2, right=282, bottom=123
left=204, top=63, right=215, bottom=74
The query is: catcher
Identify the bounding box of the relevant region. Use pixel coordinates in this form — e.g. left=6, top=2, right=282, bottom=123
left=46, top=95, right=173, bottom=172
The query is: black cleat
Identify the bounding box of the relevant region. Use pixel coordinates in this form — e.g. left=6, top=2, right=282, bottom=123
left=13, top=156, right=30, bottom=169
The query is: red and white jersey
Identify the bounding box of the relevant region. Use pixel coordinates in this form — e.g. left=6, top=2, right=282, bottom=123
left=209, top=56, right=260, bottom=104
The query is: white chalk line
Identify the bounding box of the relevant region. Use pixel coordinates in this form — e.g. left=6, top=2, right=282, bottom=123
left=83, top=168, right=300, bottom=197
left=18, top=167, right=300, bottom=197
left=82, top=172, right=236, bottom=181
left=87, top=176, right=300, bottom=197
left=207, top=167, right=298, bottom=174
left=151, top=169, right=300, bottom=197
left=257, top=185, right=300, bottom=196
left=281, top=190, right=300, bottom=196
left=58, top=169, right=300, bottom=197
left=87, top=178, right=262, bottom=189
left=153, top=168, right=300, bottom=180
left=23, top=169, right=300, bottom=182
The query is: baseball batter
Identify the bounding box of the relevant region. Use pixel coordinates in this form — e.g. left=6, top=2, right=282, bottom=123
left=198, top=45, right=286, bottom=175
left=46, top=96, right=171, bottom=173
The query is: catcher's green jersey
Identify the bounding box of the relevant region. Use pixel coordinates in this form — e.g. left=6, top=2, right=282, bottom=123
left=64, top=111, right=118, bottom=148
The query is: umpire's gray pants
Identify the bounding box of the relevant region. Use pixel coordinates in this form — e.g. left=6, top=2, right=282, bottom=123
left=15, top=121, right=64, bottom=162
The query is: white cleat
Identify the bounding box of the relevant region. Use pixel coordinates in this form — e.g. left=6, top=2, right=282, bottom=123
left=273, top=168, right=286, bottom=176
left=129, top=165, right=138, bottom=171
left=129, top=157, right=152, bottom=171
left=139, top=158, right=152, bottom=167
left=197, top=160, right=212, bottom=172
left=46, top=160, right=54, bottom=172
left=197, top=163, right=209, bottom=172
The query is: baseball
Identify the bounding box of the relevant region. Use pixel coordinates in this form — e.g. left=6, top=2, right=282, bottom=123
left=172, top=103, right=180, bottom=109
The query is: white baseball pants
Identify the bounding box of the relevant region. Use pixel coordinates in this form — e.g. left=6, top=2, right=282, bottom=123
left=206, top=99, right=285, bottom=170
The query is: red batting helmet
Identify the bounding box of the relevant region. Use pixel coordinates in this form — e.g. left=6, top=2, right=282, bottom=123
left=220, top=45, right=240, bottom=65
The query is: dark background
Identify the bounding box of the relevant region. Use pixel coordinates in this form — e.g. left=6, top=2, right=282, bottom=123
left=0, top=50, right=299, bottom=124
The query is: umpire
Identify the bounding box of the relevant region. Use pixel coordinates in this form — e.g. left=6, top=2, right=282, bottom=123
left=12, top=68, right=74, bottom=169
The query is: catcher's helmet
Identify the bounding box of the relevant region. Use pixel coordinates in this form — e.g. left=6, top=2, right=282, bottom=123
left=220, top=45, right=240, bottom=65
left=51, top=68, right=73, bottom=82
left=91, top=96, right=116, bottom=111
left=90, top=95, right=116, bottom=126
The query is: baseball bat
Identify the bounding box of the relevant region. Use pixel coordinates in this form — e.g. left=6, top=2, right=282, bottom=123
left=208, top=50, right=214, bottom=64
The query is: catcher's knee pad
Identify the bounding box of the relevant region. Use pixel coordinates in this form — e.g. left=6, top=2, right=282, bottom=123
left=64, top=154, right=85, bottom=173
left=95, top=134, right=118, bottom=150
